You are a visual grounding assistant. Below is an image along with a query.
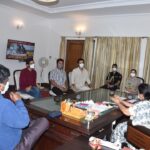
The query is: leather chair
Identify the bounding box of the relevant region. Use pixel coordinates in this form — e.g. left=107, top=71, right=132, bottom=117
left=15, top=117, right=49, bottom=150
left=13, top=70, right=34, bottom=99
left=127, top=121, right=150, bottom=149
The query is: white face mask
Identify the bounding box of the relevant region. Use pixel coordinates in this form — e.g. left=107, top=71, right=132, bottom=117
left=79, top=63, right=84, bottom=68
left=1, top=82, right=9, bottom=94
left=30, top=64, right=35, bottom=69
left=112, top=68, right=117, bottom=72
left=130, top=73, right=135, bottom=77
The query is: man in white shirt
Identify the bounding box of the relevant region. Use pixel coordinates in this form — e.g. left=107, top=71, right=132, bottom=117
left=71, top=58, right=91, bottom=92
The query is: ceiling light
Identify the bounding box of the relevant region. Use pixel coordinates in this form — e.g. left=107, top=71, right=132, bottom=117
left=32, top=0, right=59, bottom=5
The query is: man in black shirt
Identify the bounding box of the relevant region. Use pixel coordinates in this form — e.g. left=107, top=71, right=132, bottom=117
left=101, top=64, right=122, bottom=91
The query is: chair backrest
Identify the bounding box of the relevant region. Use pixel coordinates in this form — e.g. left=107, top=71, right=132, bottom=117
left=136, top=76, right=144, bottom=84
left=68, top=71, right=72, bottom=87
left=48, top=71, right=51, bottom=90
left=13, top=70, right=22, bottom=90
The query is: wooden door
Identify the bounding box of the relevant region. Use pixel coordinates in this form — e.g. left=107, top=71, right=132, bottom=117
left=65, top=40, right=84, bottom=73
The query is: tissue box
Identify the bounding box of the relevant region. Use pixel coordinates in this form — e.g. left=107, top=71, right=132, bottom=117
left=60, top=100, right=86, bottom=120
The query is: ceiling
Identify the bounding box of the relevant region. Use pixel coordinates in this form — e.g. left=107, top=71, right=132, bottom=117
left=1, top=0, right=150, bottom=18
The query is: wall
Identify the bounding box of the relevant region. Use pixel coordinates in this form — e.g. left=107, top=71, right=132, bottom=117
left=0, top=4, right=60, bottom=84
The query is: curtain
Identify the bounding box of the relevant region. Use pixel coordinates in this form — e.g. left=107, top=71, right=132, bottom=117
left=59, top=36, right=66, bottom=61
left=93, top=37, right=141, bottom=90
left=143, top=38, right=150, bottom=84
left=82, top=37, right=95, bottom=83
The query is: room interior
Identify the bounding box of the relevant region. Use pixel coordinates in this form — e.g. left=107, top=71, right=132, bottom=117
left=0, top=0, right=150, bottom=149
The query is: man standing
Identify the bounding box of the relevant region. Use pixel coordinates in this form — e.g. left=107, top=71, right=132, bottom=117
left=0, top=64, right=30, bottom=150
left=71, top=58, right=91, bottom=92
left=19, top=58, right=41, bottom=98
left=101, top=64, right=122, bottom=91
left=50, top=58, right=68, bottom=96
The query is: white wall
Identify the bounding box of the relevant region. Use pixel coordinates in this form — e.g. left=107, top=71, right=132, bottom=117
left=51, top=14, right=150, bottom=37
left=0, top=4, right=60, bottom=84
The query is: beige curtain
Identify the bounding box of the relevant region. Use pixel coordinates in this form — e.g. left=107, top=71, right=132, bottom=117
left=59, top=36, right=66, bottom=61
left=143, top=38, right=150, bottom=84
left=83, top=37, right=95, bottom=83
left=93, top=37, right=141, bottom=90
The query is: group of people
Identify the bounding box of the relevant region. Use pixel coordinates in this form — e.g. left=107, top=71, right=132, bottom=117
left=50, top=58, right=91, bottom=96
left=0, top=57, right=150, bottom=150
left=102, top=64, right=142, bottom=95
left=13, top=56, right=142, bottom=99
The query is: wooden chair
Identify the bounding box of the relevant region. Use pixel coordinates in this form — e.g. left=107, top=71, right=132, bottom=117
left=127, top=121, right=150, bottom=149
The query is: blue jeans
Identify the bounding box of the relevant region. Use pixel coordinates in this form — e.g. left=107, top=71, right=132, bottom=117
left=20, top=86, right=41, bottom=98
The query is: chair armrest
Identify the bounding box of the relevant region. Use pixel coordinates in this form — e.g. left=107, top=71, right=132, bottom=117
left=128, top=121, right=150, bottom=136
left=127, top=121, right=150, bottom=149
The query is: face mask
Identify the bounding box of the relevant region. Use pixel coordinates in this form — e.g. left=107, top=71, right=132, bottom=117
left=1, top=82, right=9, bottom=94
left=79, top=63, right=84, bottom=68
left=30, top=64, right=35, bottom=69
left=130, top=73, right=135, bottom=77
left=112, top=68, right=117, bottom=72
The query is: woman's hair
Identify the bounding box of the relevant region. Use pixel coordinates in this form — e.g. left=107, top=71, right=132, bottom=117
left=0, top=65, right=10, bottom=84
left=138, top=83, right=150, bottom=100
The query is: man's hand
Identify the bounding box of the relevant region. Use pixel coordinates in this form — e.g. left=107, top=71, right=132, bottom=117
left=9, top=92, right=21, bottom=103
left=25, top=86, right=32, bottom=92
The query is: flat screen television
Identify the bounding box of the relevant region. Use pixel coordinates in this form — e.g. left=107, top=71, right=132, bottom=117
left=6, top=39, right=35, bottom=61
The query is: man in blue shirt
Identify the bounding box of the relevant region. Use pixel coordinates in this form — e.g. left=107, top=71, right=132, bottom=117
left=0, top=64, right=30, bottom=150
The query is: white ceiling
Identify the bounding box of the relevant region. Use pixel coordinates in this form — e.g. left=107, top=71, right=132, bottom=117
left=1, top=0, right=150, bottom=18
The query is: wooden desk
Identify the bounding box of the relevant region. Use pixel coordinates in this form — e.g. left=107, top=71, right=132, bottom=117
left=26, top=88, right=123, bottom=150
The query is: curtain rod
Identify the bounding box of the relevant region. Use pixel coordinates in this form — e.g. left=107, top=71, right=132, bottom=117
left=64, top=36, right=149, bottom=38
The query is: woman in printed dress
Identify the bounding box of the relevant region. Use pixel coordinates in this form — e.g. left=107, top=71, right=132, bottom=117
left=110, top=83, right=150, bottom=149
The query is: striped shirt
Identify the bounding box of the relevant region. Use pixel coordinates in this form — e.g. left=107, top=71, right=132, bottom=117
left=50, top=68, right=66, bottom=88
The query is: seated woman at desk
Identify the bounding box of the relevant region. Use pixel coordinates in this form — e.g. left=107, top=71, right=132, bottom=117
left=110, top=83, right=150, bottom=149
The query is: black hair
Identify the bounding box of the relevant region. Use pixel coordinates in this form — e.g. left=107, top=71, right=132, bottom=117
left=138, top=83, right=150, bottom=100
left=0, top=65, right=10, bottom=84
left=26, top=58, right=33, bottom=65
left=112, top=64, right=117, bottom=68
left=57, top=58, right=64, bottom=64
left=130, top=69, right=137, bottom=74
left=77, top=58, right=84, bottom=64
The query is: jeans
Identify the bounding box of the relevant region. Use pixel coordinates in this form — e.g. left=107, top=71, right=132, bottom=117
left=20, top=86, right=41, bottom=98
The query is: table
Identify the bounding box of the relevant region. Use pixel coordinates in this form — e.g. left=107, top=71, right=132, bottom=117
left=26, top=88, right=124, bottom=150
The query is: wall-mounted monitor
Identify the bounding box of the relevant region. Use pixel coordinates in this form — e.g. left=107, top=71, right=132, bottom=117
left=6, top=39, right=35, bottom=61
